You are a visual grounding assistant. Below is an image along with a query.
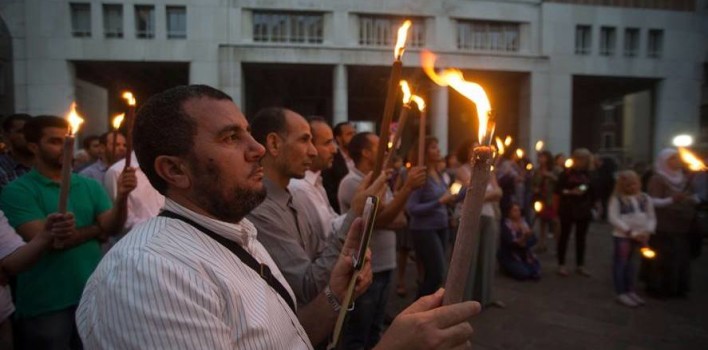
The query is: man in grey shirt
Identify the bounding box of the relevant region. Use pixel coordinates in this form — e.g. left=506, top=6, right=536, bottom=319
left=247, top=107, right=383, bottom=306
left=338, top=131, right=426, bottom=349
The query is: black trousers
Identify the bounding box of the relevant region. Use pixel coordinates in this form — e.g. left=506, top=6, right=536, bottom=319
left=557, top=218, right=590, bottom=266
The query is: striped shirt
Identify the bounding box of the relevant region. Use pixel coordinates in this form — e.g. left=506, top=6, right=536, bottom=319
left=76, top=199, right=312, bottom=349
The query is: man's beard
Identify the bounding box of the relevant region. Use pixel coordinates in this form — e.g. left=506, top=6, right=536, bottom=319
left=40, top=152, right=62, bottom=170
left=191, top=158, right=266, bottom=224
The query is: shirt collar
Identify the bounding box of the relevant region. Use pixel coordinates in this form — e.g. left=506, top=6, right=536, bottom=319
left=303, top=170, right=321, bottom=186
left=350, top=166, right=365, bottom=179
left=163, top=198, right=257, bottom=246
left=28, top=168, right=82, bottom=187
left=263, top=176, right=292, bottom=208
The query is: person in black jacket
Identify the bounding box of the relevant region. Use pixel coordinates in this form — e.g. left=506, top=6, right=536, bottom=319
left=321, top=122, right=355, bottom=213
left=555, top=148, right=597, bottom=277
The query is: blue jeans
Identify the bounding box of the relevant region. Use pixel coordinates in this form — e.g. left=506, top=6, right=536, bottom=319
left=411, top=228, right=449, bottom=298
left=341, top=270, right=393, bottom=350
left=613, top=237, right=638, bottom=294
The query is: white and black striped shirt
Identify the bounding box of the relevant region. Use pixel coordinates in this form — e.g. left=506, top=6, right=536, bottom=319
left=76, top=199, right=312, bottom=349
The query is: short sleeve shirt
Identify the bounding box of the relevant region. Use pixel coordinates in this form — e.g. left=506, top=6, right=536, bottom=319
left=0, top=169, right=112, bottom=318
left=0, top=210, right=24, bottom=321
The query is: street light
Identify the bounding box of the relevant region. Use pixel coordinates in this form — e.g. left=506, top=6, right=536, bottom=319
left=672, top=134, right=694, bottom=147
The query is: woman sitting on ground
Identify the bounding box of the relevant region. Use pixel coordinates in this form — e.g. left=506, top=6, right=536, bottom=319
left=498, top=203, right=541, bottom=281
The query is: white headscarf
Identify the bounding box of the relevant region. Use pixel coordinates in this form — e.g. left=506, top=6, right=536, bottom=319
left=654, top=148, right=685, bottom=189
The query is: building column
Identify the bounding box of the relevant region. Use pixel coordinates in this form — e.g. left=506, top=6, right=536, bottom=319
left=332, top=64, right=348, bottom=125
left=547, top=73, right=572, bottom=154
left=654, top=77, right=701, bottom=155
left=431, top=85, right=449, bottom=154
left=218, top=49, right=243, bottom=108
left=527, top=71, right=550, bottom=153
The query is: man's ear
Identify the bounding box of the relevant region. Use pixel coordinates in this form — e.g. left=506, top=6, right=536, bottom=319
left=154, top=155, right=191, bottom=190
left=265, top=132, right=282, bottom=157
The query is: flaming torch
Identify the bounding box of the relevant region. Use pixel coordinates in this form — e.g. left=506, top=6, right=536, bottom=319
left=412, top=95, right=427, bottom=167
left=372, top=20, right=412, bottom=179
left=565, top=158, right=574, bottom=169
left=109, top=113, right=124, bottom=163
left=384, top=81, right=413, bottom=169
left=495, top=137, right=505, bottom=155
left=122, top=92, right=136, bottom=169
left=58, top=103, right=85, bottom=214
left=422, top=50, right=496, bottom=305
left=678, top=147, right=707, bottom=171
left=535, top=140, right=544, bottom=152
left=641, top=246, right=656, bottom=259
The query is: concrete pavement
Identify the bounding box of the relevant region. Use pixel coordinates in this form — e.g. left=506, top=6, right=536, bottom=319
left=386, top=222, right=708, bottom=349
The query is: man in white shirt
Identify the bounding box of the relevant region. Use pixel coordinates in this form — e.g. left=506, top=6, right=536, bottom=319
left=76, top=85, right=480, bottom=350
left=289, top=117, right=339, bottom=241
left=103, top=151, right=164, bottom=232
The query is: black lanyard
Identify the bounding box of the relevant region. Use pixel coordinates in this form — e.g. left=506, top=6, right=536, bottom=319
left=159, top=210, right=296, bottom=313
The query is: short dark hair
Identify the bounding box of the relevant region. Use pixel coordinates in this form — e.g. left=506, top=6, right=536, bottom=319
left=250, top=107, right=288, bottom=147
left=23, top=115, right=69, bottom=144
left=134, top=85, right=232, bottom=195
left=82, top=135, right=100, bottom=149
left=2, top=113, right=31, bottom=133
left=333, top=122, right=352, bottom=138
left=307, top=116, right=329, bottom=142
left=348, top=132, right=374, bottom=166
left=98, top=131, right=124, bottom=146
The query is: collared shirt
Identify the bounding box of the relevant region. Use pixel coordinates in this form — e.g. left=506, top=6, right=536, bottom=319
left=76, top=199, right=312, bottom=350
left=248, top=177, right=343, bottom=306
left=289, top=170, right=339, bottom=241
left=338, top=167, right=396, bottom=273
left=0, top=169, right=110, bottom=318
left=0, top=210, right=24, bottom=321
left=104, top=152, right=164, bottom=230
left=0, top=153, right=30, bottom=192
left=79, top=159, right=109, bottom=183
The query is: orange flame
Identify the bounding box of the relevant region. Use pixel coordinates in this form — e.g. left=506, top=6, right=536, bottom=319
left=526, top=163, right=533, bottom=171
left=112, top=113, right=125, bottom=130
left=449, top=181, right=463, bottom=195
left=422, top=50, right=491, bottom=143
left=495, top=137, right=505, bottom=155
left=400, top=80, right=412, bottom=104
left=410, top=95, right=426, bottom=111
left=641, top=247, right=656, bottom=259
left=678, top=147, right=707, bottom=171
left=66, top=102, right=84, bottom=136
left=394, top=20, right=412, bottom=60
left=122, top=91, right=136, bottom=106
left=565, top=158, right=574, bottom=169
left=516, top=148, right=525, bottom=159
left=504, top=136, right=512, bottom=147
left=534, top=201, right=543, bottom=213
left=535, top=140, right=544, bottom=152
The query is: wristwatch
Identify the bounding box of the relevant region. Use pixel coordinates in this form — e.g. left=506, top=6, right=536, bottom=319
left=324, top=284, right=342, bottom=312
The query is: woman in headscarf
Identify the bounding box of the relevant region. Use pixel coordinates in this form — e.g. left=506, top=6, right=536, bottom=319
left=643, top=148, right=698, bottom=298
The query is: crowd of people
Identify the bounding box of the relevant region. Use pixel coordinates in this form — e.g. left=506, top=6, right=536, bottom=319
left=0, top=84, right=705, bottom=349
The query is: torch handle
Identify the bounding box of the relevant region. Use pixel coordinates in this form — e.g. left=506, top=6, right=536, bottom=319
left=418, top=110, right=426, bottom=166
left=383, top=106, right=410, bottom=171
left=123, top=107, right=135, bottom=169
left=443, top=147, right=492, bottom=306
left=57, top=136, right=75, bottom=214
left=373, top=60, right=402, bottom=179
